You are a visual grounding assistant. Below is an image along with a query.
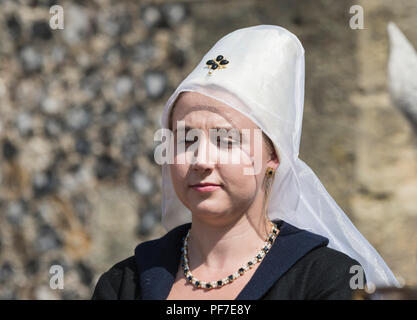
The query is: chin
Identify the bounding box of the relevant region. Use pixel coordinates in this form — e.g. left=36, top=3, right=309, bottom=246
left=190, top=201, right=227, bottom=217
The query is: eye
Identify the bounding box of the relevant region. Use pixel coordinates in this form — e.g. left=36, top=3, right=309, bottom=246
left=216, top=137, right=234, bottom=148
left=179, top=136, right=199, bottom=146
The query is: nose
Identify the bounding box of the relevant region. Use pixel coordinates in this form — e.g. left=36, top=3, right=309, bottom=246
left=190, top=133, right=218, bottom=170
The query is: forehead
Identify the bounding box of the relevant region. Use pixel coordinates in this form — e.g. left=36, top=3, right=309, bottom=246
left=171, top=92, right=257, bottom=129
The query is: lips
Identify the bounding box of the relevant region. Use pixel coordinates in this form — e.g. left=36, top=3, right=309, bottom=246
left=189, top=182, right=222, bottom=192
left=189, top=182, right=221, bottom=187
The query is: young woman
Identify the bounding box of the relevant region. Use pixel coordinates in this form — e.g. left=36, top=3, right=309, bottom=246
left=92, top=25, right=399, bottom=300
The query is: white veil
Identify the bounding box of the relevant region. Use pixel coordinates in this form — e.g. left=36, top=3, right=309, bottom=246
left=157, top=25, right=400, bottom=288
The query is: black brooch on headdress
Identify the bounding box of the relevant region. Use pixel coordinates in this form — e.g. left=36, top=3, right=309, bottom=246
left=206, top=55, right=229, bottom=75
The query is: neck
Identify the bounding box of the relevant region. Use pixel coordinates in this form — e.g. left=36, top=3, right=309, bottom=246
left=186, top=214, right=272, bottom=275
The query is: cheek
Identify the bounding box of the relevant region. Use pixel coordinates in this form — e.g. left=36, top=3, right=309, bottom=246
left=214, top=142, right=256, bottom=170
left=227, top=142, right=263, bottom=178
left=221, top=164, right=259, bottom=199
left=223, top=140, right=266, bottom=196
left=169, top=163, right=188, bottom=192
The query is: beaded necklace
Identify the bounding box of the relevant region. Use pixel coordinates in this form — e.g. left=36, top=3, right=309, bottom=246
left=180, top=222, right=279, bottom=289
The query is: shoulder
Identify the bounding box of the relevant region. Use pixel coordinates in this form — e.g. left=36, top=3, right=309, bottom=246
left=301, top=246, right=361, bottom=270
left=134, top=222, right=190, bottom=267
left=91, top=223, right=190, bottom=300
left=91, top=256, right=139, bottom=300
left=135, top=223, right=190, bottom=251
left=293, top=246, right=366, bottom=299
left=267, top=246, right=366, bottom=300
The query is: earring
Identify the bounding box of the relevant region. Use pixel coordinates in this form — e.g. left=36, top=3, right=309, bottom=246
left=266, top=167, right=275, bottom=178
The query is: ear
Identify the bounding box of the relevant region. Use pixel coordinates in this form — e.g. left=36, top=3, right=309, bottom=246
left=267, top=149, right=280, bottom=170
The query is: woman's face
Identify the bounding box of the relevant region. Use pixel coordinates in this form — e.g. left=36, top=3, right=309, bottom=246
left=169, top=91, right=279, bottom=226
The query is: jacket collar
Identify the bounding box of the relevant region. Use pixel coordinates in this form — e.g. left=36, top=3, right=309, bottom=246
left=134, top=220, right=329, bottom=300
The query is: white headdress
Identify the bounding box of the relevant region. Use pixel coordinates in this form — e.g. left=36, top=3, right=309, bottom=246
left=158, top=25, right=399, bottom=288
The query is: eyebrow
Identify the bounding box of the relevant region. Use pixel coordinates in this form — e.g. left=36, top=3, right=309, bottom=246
left=172, top=104, right=241, bottom=132
left=173, top=125, right=239, bottom=133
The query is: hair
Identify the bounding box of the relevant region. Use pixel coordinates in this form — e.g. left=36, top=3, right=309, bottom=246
left=169, top=98, right=278, bottom=227
left=261, top=132, right=277, bottom=226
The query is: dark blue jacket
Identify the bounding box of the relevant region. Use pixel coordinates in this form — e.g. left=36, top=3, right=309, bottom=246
left=92, top=219, right=365, bottom=300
